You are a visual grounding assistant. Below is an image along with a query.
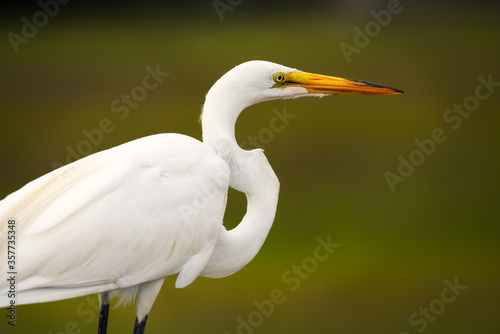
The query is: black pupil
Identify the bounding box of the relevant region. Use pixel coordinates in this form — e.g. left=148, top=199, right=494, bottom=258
left=278, top=75, right=283, bottom=81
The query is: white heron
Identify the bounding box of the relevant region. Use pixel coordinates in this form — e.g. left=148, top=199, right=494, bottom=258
left=0, top=60, right=402, bottom=333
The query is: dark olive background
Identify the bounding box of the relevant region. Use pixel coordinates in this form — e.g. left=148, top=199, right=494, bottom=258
left=1, top=1, right=499, bottom=333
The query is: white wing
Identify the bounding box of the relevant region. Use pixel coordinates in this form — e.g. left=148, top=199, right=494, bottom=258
left=0, top=133, right=230, bottom=306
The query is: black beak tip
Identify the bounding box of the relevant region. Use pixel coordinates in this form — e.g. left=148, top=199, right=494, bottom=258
left=351, top=79, right=404, bottom=94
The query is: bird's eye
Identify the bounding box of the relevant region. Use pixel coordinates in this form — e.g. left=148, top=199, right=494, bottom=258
left=273, top=72, right=286, bottom=83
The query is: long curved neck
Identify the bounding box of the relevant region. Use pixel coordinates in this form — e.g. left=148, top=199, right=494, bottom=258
left=200, top=93, right=280, bottom=278
left=202, top=173, right=279, bottom=278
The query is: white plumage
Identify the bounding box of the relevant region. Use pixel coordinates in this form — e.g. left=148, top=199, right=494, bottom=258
left=0, top=60, right=401, bottom=333
left=0, top=134, right=230, bottom=300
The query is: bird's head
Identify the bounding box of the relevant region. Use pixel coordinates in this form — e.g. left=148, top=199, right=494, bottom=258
left=201, top=60, right=403, bottom=147
left=205, top=60, right=402, bottom=109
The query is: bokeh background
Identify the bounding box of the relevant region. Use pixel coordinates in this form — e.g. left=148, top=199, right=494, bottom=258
left=1, top=1, right=499, bottom=333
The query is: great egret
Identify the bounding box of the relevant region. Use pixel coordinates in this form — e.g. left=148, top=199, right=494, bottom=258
left=0, top=60, right=402, bottom=333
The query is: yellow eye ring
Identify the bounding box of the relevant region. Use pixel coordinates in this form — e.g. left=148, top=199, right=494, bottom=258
left=273, top=72, right=286, bottom=83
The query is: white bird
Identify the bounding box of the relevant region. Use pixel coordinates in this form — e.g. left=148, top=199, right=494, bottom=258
left=0, top=60, right=402, bottom=333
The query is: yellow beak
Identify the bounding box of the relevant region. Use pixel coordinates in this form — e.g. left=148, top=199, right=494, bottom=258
left=278, top=72, right=403, bottom=95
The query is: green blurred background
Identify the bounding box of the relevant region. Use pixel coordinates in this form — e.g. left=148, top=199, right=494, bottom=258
left=1, top=1, right=499, bottom=333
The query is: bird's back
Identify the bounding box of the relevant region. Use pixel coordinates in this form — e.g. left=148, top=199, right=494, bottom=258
left=0, top=133, right=230, bottom=306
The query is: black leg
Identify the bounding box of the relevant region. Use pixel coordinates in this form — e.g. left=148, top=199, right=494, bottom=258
left=98, top=301, right=110, bottom=334
left=133, top=314, right=148, bottom=334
